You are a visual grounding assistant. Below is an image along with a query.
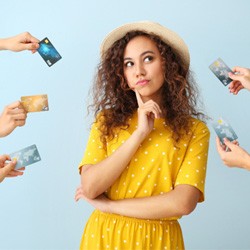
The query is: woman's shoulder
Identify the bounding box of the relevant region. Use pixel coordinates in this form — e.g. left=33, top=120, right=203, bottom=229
left=189, top=117, right=210, bottom=134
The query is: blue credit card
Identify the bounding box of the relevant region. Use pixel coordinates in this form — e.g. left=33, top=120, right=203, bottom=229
left=37, top=37, right=62, bottom=67
left=9, top=144, right=41, bottom=169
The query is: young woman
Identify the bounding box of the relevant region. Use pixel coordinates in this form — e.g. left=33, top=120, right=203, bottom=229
left=75, top=21, right=210, bottom=249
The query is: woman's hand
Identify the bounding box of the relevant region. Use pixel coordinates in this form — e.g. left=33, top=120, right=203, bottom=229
left=135, top=90, right=162, bottom=138
left=75, top=186, right=112, bottom=213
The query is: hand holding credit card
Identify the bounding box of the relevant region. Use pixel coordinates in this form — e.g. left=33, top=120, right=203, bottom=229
left=9, top=144, right=41, bottom=170
left=211, top=117, right=238, bottom=144
left=209, top=58, right=233, bottom=86
left=21, top=94, right=49, bottom=112
left=37, top=37, right=62, bottom=67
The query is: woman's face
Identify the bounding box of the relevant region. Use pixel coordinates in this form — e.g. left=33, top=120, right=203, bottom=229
left=123, top=35, right=165, bottom=103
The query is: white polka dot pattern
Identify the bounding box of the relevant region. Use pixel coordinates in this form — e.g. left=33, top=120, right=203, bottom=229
left=78, top=113, right=210, bottom=249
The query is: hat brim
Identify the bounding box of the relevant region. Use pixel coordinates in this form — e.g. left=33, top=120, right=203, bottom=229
left=100, top=21, right=190, bottom=69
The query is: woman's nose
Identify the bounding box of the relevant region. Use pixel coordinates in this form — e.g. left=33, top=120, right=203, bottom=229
left=135, top=64, right=146, bottom=77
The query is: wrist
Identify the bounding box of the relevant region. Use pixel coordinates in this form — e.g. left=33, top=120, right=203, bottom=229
left=243, top=154, right=250, bottom=171
left=0, top=127, right=8, bottom=137
left=0, top=38, right=8, bottom=50
left=133, top=129, right=148, bottom=142
left=0, top=130, right=5, bottom=138
left=107, top=199, right=122, bottom=215
left=107, top=199, right=115, bottom=214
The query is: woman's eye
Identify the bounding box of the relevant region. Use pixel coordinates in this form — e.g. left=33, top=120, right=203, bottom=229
left=125, top=61, right=134, bottom=67
left=144, top=56, right=153, bottom=62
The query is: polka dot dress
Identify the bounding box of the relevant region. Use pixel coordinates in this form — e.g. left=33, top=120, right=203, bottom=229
left=79, top=113, right=210, bottom=249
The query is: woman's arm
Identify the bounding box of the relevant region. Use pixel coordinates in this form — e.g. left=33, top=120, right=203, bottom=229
left=81, top=129, right=146, bottom=199
left=75, top=184, right=200, bottom=219
left=0, top=32, right=39, bottom=52
left=80, top=92, right=162, bottom=199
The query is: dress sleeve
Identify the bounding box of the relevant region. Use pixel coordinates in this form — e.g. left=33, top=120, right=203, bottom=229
left=78, top=119, right=107, bottom=173
left=175, top=121, right=210, bottom=202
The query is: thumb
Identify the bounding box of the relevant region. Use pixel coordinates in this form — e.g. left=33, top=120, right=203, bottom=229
left=223, top=138, right=236, bottom=149
left=228, top=72, right=242, bottom=81
left=23, top=43, right=39, bottom=51
left=216, top=136, right=224, bottom=153
left=4, top=159, right=16, bottom=172
left=0, top=160, right=16, bottom=182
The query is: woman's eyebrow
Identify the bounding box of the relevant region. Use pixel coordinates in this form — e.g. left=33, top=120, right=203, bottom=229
left=140, top=50, right=155, bottom=57
left=124, top=50, right=155, bottom=61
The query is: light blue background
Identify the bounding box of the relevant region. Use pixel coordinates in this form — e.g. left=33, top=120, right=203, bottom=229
left=0, top=1, right=250, bottom=249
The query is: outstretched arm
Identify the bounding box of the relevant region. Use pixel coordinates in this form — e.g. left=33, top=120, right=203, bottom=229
left=75, top=184, right=200, bottom=219
left=0, top=32, right=39, bottom=53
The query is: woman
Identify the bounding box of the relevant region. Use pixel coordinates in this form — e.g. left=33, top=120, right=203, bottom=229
left=75, top=21, right=210, bottom=249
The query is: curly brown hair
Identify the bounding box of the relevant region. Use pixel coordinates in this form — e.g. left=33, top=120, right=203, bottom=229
left=89, top=31, right=206, bottom=144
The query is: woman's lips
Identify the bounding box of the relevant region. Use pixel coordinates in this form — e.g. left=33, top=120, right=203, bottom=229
left=136, top=80, right=149, bottom=86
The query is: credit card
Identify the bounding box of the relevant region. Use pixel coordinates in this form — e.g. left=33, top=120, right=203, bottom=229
left=37, top=37, right=62, bottom=67
left=21, top=94, right=49, bottom=112
left=9, top=144, right=41, bottom=169
left=211, top=117, right=238, bottom=144
left=209, top=58, right=233, bottom=86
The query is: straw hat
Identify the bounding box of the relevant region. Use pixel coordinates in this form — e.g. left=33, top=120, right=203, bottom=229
left=100, top=21, right=190, bottom=69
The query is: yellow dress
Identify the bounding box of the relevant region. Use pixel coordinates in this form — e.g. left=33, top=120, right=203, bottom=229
left=79, top=113, right=210, bottom=250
